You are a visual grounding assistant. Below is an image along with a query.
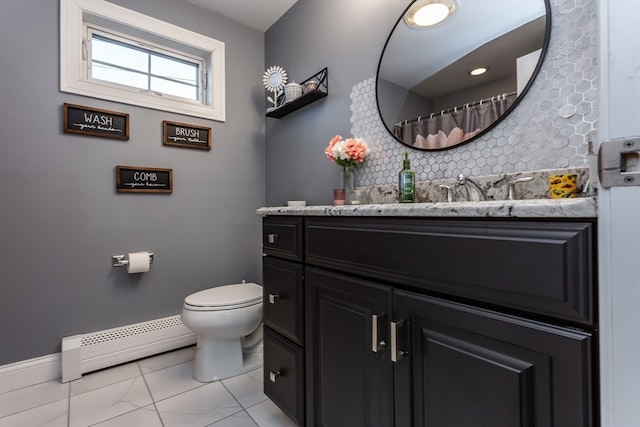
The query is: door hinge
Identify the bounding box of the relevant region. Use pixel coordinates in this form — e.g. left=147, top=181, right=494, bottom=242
left=598, top=136, right=640, bottom=188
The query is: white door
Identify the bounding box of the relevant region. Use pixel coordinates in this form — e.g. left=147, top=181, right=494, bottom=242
left=597, top=1, right=640, bottom=426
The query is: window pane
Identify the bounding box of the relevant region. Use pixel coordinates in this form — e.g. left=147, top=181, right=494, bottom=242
left=92, top=64, right=149, bottom=90
left=91, top=34, right=200, bottom=100
left=151, top=77, right=198, bottom=100
left=151, top=55, right=198, bottom=87
left=92, top=37, right=148, bottom=73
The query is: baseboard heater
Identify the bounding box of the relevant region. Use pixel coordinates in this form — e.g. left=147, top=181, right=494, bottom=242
left=61, top=315, right=196, bottom=382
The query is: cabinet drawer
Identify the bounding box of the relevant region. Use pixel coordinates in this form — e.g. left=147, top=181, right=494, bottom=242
left=306, top=217, right=595, bottom=326
left=263, top=257, right=304, bottom=345
left=263, top=217, right=303, bottom=262
left=264, top=326, right=304, bottom=426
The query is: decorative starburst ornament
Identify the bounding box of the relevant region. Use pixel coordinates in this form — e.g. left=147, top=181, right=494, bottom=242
left=262, top=66, right=288, bottom=109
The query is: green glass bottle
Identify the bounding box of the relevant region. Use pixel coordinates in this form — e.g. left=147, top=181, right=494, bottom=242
left=399, top=151, right=415, bottom=203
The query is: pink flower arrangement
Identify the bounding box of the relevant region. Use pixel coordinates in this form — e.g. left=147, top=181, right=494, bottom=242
left=324, top=135, right=370, bottom=168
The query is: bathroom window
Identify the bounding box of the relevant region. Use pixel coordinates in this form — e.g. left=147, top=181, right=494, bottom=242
left=89, top=31, right=203, bottom=102
left=60, top=0, right=225, bottom=121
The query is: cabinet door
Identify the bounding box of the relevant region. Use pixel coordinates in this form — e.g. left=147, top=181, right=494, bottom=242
left=393, top=290, right=594, bottom=427
left=305, top=267, right=393, bottom=427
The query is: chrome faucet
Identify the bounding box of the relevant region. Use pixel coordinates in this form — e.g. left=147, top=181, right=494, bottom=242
left=508, top=176, right=534, bottom=200
left=456, top=174, right=487, bottom=201
left=438, top=184, right=453, bottom=202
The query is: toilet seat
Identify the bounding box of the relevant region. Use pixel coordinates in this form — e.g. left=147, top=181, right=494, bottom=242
left=184, top=283, right=262, bottom=311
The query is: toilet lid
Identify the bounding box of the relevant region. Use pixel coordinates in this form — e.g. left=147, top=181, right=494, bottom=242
left=184, top=283, right=262, bottom=309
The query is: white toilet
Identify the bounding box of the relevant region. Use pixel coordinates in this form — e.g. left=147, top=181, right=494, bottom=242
left=181, top=282, right=263, bottom=382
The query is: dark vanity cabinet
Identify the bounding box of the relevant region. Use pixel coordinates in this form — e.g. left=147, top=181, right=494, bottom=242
left=263, top=215, right=597, bottom=427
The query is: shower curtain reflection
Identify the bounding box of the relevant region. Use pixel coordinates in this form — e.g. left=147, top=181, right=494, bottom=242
left=394, top=93, right=516, bottom=149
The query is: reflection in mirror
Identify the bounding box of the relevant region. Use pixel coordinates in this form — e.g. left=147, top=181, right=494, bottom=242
left=269, top=73, right=283, bottom=86
left=376, top=0, right=550, bottom=151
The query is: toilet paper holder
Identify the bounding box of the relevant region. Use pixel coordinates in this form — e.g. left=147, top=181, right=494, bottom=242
left=112, top=253, right=154, bottom=267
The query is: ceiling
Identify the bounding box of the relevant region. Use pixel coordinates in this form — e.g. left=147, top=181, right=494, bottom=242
left=186, top=0, right=298, bottom=32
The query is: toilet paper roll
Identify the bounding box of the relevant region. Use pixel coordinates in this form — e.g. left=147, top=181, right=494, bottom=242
left=127, top=251, right=151, bottom=274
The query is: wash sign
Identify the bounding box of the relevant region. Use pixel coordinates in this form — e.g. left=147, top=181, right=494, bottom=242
left=63, top=103, right=129, bottom=140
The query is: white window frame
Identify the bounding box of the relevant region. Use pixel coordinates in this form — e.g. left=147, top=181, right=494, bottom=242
left=60, top=0, right=225, bottom=122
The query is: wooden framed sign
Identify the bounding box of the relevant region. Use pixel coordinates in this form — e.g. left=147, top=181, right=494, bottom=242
left=116, top=166, right=173, bottom=194
left=63, top=103, right=129, bottom=140
left=162, top=120, right=211, bottom=150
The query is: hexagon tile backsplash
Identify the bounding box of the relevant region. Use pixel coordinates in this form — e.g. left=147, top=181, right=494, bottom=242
left=351, top=0, right=597, bottom=188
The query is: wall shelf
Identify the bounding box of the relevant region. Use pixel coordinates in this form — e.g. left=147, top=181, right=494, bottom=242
left=266, top=68, right=327, bottom=119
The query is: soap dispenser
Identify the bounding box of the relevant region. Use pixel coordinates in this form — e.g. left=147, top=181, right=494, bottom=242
left=399, top=151, right=415, bottom=203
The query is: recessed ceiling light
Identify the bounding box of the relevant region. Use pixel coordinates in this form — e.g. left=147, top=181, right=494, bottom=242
left=405, top=0, right=457, bottom=28
left=469, top=67, right=488, bottom=76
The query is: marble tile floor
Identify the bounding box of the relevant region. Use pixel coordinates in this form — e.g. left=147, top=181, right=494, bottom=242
left=0, top=346, right=297, bottom=427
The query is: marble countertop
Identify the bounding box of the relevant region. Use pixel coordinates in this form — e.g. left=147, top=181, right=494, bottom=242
left=257, top=197, right=597, bottom=218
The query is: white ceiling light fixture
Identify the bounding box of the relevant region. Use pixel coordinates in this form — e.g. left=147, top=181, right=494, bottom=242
left=404, top=0, right=457, bottom=28
left=469, top=67, right=489, bottom=76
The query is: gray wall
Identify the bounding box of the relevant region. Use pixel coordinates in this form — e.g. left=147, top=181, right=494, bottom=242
left=0, top=0, right=266, bottom=365
left=265, top=0, right=407, bottom=206
left=377, top=79, right=434, bottom=130
left=265, top=0, right=596, bottom=200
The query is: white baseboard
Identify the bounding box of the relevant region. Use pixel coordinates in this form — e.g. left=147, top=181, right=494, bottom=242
left=0, top=353, right=62, bottom=394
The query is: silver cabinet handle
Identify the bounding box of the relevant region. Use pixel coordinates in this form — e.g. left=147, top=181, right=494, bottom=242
left=267, top=234, right=279, bottom=244
left=391, top=320, right=405, bottom=362
left=372, top=313, right=386, bottom=352
left=268, top=293, right=280, bottom=304
left=269, top=370, right=281, bottom=383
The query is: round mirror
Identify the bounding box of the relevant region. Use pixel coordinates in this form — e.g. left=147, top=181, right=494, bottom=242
left=376, top=0, right=551, bottom=151
left=269, top=73, right=283, bottom=87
